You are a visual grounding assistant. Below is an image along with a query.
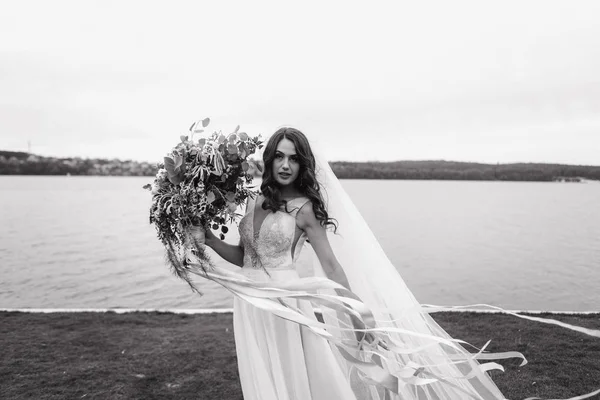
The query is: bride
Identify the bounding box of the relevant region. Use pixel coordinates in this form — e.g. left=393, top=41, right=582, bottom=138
left=189, top=127, right=538, bottom=399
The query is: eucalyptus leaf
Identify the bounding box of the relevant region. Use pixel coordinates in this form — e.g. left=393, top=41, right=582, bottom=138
left=164, top=156, right=182, bottom=185
left=238, top=132, right=248, bottom=140
left=228, top=144, right=238, bottom=154
left=173, top=153, right=184, bottom=171
left=193, top=129, right=204, bottom=134
left=234, top=125, right=240, bottom=133
left=189, top=122, right=196, bottom=132
left=218, top=134, right=226, bottom=144
left=180, top=135, right=188, bottom=143
left=199, top=138, right=206, bottom=146
left=207, top=191, right=216, bottom=204
left=202, top=118, right=210, bottom=128
left=142, top=183, right=152, bottom=190
left=241, top=161, right=249, bottom=172
left=164, top=156, right=176, bottom=175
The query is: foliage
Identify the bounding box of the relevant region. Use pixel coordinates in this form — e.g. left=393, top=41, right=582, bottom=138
left=2, top=150, right=600, bottom=182
left=329, top=160, right=600, bottom=181
left=143, top=119, right=263, bottom=293
left=0, top=151, right=157, bottom=176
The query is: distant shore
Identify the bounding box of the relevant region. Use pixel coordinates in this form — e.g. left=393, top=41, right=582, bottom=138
left=1, top=311, right=599, bottom=399
left=2, top=150, right=600, bottom=181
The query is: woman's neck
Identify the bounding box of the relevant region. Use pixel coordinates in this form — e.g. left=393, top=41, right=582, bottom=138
left=278, top=185, right=302, bottom=200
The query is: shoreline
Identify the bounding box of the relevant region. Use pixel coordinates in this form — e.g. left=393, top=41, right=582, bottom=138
left=2, top=307, right=599, bottom=315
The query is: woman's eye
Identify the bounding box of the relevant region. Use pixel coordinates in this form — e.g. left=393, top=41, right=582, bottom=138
left=290, top=156, right=298, bottom=162
left=275, top=153, right=283, bottom=159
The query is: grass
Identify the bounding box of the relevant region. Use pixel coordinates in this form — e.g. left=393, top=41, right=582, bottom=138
left=0, top=311, right=599, bottom=400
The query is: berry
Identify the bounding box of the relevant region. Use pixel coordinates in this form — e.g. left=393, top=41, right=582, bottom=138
left=220, top=233, right=225, bottom=240
left=221, top=226, right=229, bottom=233
left=212, top=223, right=219, bottom=230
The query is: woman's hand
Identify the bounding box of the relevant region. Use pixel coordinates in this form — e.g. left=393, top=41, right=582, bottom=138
left=187, top=225, right=207, bottom=248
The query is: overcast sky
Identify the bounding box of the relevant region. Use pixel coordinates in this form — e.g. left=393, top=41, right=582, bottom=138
left=1, top=1, right=600, bottom=165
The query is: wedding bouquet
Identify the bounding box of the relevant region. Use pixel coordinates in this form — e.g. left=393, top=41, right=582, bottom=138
left=144, top=118, right=263, bottom=292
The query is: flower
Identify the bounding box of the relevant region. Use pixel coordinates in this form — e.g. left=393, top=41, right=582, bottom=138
left=145, top=118, right=263, bottom=292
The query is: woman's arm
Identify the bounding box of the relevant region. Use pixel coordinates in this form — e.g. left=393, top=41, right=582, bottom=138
left=296, top=203, right=351, bottom=291
left=297, top=203, right=375, bottom=343
left=188, top=225, right=244, bottom=268
left=205, top=228, right=245, bottom=268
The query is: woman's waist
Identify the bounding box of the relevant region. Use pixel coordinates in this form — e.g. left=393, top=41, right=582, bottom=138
left=240, top=266, right=299, bottom=281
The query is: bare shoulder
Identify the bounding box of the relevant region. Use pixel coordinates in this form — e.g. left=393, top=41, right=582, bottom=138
left=296, top=200, right=318, bottom=230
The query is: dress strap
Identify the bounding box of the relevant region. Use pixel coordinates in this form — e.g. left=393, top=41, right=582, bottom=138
left=245, top=195, right=257, bottom=216
left=286, top=197, right=310, bottom=218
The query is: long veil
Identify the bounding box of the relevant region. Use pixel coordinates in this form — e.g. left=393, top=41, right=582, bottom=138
left=308, top=140, right=511, bottom=399
left=191, top=137, right=600, bottom=399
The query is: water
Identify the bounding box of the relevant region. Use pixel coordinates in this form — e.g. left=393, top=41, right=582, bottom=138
left=0, top=176, right=599, bottom=311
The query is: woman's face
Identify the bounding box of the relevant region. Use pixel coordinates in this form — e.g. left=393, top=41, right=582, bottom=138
left=273, top=138, right=300, bottom=187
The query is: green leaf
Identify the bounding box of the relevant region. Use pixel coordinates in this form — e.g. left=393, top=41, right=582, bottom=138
left=234, top=125, right=240, bottom=133
left=173, top=153, right=184, bottom=171
left=189, top=122, right=196, bottom=132
left=180, top=135, right=188, bottom=142
left=227, top=144, right=238, bottom=154
left=238, top=132, right=248, bottom=140
left=202, top=118, right=210, bottom=128
left=142, top=183, right=152, bottom=190
left=241, top=161, right=249, bottom=172
left=218, top=134, right=226, bottom=144
left=198, top=138, right=206, bottom=146
left=207, top=191, right=216, bottom=204
left=164, top=156, right=182, bottom=185
left=225, top=191, right=236, bottom=202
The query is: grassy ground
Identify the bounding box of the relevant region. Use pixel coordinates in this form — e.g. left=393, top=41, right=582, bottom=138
left=0, top=311, right=599, bottom=400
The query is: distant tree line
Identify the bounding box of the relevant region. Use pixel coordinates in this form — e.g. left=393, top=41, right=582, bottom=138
left=330, top=161, right=600, bottom=181
left=0, top=151, right=155, bottom=176
left=1, top=150, right=599, bottom=181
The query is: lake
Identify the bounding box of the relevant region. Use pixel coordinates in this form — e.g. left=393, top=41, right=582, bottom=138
left=0, top=176, right=598, bottom=311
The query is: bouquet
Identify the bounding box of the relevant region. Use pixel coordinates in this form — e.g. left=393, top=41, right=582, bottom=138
left=144, top=118, right=263, bottom=292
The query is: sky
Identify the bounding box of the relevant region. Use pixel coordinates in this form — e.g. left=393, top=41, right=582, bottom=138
left=1, top=0, right=600, bottom=165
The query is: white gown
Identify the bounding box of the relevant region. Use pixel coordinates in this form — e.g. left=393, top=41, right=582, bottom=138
left=199, top=148, right=599, bottom=399
left=234, top=196, right=363, bottom=400
left=231, top=195, right=510, bottom=400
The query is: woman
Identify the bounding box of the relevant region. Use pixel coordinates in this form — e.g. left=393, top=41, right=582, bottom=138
left=191, top=127, right=510, bottom=399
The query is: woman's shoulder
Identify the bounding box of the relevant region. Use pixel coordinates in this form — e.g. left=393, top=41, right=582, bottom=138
left=294, top=198, right=317, bottom=229
left=283, top=196, right=309, bottom=211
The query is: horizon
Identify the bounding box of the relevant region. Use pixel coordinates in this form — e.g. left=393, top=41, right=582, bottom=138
left=1, top=1, right=600, bottom=165
left=3, top=148, right=599, bottom=168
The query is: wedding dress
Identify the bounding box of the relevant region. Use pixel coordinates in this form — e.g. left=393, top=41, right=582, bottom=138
left=230, top=194, right=506, bottom=400
left=192, top=141, right=600, bottom=400
left=234, top=196, right=360, bottom=400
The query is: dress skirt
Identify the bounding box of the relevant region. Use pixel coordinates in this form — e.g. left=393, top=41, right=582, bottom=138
left=233, top=268, right=359, bottom=400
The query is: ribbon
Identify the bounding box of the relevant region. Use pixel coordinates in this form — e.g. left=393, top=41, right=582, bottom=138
left=186, top=263, right=599, bottom=399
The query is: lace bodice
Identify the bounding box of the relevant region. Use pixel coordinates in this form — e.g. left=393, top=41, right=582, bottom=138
left=239, top=197, right=310, bottom=270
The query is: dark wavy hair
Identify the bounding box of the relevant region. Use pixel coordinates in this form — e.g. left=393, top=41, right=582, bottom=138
left=260, top=127, right=337, bottom=232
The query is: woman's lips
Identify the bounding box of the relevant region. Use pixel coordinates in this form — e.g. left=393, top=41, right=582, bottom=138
left=278, top=172, right=291, bottom=178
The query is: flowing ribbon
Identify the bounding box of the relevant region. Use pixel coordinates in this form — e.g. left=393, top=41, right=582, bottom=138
left=421, top=304, right=600, bottom=339
left=187, top=263, right=599, bottom=399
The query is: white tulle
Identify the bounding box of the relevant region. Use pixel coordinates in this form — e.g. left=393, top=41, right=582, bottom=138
left=305, top=141, right=508, bottom=399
